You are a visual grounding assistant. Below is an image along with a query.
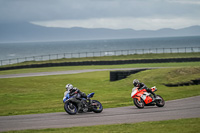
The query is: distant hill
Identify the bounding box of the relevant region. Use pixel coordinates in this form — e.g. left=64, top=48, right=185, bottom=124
left=0, top=22, right=200, bottom=42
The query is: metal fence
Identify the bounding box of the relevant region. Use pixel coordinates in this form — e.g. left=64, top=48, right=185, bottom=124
left=0, top=47, right=200, bottom=66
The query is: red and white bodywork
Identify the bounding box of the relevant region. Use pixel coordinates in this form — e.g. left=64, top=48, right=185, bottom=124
left=131, top=86, right=165, bottom=108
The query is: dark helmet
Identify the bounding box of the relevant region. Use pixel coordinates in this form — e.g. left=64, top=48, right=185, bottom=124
left=133, top=79, right=140, bottom=87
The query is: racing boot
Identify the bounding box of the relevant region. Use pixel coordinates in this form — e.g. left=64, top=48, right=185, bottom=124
left=151, top=93, right=158, bottom=101
left=148, top=89, right=157, bottom=101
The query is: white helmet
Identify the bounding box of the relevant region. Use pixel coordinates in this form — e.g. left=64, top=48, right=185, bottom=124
left=66, top=84, right=73, bottom=91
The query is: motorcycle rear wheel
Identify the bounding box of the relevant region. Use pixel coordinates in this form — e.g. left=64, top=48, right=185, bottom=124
left=64, top=102, right=78, bottom=115
left=134, top=98, right=144, bottom=109
left=155, top=95, right=165, bottom=107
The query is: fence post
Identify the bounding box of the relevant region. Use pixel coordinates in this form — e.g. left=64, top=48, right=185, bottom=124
left=191, top=47, right=194, bottom=52
left=1, top=46, right=198, bottom=66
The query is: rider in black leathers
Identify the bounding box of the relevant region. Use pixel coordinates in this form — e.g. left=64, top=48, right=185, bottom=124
left=133, top=79, right=157, bottom=100
left=65, top=84, right=87, bottom=111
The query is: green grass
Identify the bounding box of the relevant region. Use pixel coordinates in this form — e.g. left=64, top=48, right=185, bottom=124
left=1, top=52, right=200, bottom=68
left=0, top=66, right=200, bottom=116
left=2, top=118, right=200, bottom=133
left=1, top=53, right=200, bottom=132
left=0, top=61, right=200, bottom=75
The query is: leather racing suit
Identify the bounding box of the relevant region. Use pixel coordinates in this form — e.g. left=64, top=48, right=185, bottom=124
left=68, top=87, right=87, bottom=111
left=136, top=83, right=157, bottom=98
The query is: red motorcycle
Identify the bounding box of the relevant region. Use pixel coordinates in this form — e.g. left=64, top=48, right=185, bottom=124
left=131, top=86, right=165, bottom=109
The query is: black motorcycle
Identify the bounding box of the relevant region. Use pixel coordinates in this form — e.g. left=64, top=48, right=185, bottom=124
left=63, top=92, right=103, bottom=115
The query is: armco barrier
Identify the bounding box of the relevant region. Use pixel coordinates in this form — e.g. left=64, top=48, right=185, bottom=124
left=0, top=57, right=200, bottom=71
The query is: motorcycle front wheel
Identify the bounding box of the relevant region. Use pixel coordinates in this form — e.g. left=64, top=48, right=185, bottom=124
left=64, top=102, right=78, bottom=115
left=91, top=100, right=103, bottom=113
left=134, top=98, right=144, bottom=109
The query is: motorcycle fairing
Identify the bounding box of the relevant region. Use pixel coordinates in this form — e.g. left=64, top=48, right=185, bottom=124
left=143, top=95, right=153, bottom=104
left=87, top=92, right=95, bottom=98
left=141, top=92, right=153, bottom=104
left=134, top=95, right=141, bottom=101
left=63, top=93, right=80, bottom=103
left=63, top=93, right=70, bottom=103
left=151, top=86, right=157, bottom=92
left=140, top=92, right=148, bottom=100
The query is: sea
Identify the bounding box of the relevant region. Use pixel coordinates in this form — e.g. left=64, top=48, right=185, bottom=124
left=0, top=36, right=200, bottom=63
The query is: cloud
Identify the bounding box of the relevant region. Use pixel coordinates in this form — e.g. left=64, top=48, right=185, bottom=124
left=31, top=17, right=200, bottom=30
left=1, top=0, right=200, bottom=30
left=168, top=0, right=200, bottom=5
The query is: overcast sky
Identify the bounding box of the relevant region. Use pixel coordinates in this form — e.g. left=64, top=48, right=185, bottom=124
left=0, top=0, right=200, bottom=30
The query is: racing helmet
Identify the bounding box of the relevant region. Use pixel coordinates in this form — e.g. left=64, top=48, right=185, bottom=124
left=133, top=79, right=140, bottom=87
left=65, top=84, right=73, bottom=91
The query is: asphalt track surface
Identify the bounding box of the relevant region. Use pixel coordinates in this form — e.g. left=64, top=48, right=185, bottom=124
left=0, top=67, right=162, bottom=78
left=0, top=96, right=200, bottom=132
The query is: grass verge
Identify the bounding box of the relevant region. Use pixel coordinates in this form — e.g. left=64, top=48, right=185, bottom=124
left=0, top=66, right=200, bottom=116
left=2, top=118, right=200, bottom=133
left=0, top=61, right=200, bottom=75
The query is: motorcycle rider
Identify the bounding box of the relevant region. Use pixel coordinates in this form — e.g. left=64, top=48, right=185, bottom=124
left=133, top=79, right=158, bottom=100
left=65, top=84, right=87, bottom=112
